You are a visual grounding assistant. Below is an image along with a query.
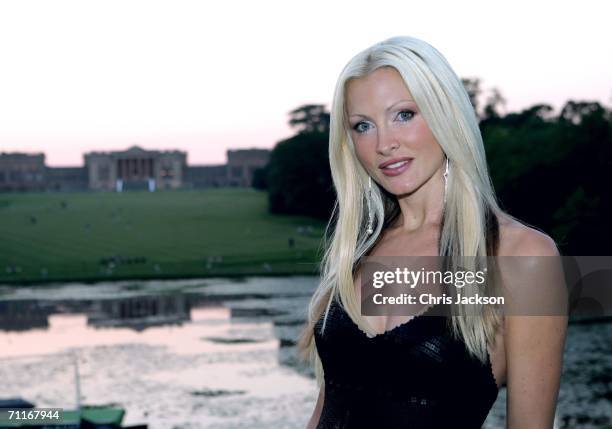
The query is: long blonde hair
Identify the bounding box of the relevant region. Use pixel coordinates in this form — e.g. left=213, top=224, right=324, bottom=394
left=298, top=35, right=505, bottom=388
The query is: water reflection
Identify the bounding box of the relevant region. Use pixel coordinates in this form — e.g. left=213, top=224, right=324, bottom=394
left=0, top=277, right=319, bottom=428
left=0, top=300, right=54, bottom=331
left=0, top=277, right=610, bottom=428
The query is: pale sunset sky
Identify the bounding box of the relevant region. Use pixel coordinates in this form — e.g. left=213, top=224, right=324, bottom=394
left=0, top=0, right=610, bottom=166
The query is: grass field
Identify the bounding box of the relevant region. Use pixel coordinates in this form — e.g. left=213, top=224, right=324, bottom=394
left=0, top=189, right=327, bottom=284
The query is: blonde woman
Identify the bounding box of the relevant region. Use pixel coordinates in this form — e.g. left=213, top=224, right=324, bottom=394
left=299, top=36, right=567, bottom=428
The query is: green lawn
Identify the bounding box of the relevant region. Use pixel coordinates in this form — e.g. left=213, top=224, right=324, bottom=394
left=0, top=189, right=327, bottom=284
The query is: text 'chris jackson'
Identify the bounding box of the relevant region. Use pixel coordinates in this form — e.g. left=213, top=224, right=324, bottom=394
left=372, top=293, right=505, bottom=305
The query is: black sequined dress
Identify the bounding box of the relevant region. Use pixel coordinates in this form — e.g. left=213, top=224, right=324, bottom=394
left=314, top=296, right=499, bottom=428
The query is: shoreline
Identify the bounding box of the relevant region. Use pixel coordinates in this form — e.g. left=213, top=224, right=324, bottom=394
left=0, top=266, right=321, bottom=287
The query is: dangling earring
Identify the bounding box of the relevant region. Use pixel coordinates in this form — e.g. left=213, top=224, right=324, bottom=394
left=443, top=157, right=450, bottom=205
left=366, top=176, right=374, bottom=235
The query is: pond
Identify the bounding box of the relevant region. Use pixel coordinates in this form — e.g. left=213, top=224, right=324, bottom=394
left=0, top=277, right=610, bottom=428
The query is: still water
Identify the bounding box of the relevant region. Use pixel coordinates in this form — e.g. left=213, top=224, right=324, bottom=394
left=0, top=277, right=610, bottom=429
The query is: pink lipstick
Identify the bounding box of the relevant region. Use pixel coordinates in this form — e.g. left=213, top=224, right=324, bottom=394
left=379, top=157, right=413, bottom=176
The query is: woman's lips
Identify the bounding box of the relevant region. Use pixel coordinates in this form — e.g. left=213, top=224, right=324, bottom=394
left=380, top=159, right=413, bottom=176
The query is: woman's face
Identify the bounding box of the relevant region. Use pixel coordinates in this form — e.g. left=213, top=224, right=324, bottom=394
left=345, top=66, right=445, bottom=197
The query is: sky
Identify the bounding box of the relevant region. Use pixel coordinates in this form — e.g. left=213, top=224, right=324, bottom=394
left=0, top=0, right=610, bottom=166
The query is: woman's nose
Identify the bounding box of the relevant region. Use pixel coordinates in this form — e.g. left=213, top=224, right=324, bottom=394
left=376, top=127, right=399, bottom=155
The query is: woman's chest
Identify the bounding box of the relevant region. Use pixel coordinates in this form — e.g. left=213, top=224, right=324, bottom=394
left=353, top=235, right=441, bottom=334
left=314, top=300, right=481, bottom=392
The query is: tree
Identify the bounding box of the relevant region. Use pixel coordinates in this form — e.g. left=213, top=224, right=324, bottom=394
left=252, top=165, right=268, bottom=190
left=559, top=101, right=606, bottom=125
left=460, top=77, right=506, bottom=122
left=288, top=104, right=330, bottom=134
left=481, top=99, right=611, bottom=255
left=482, top=88, right=507, bottom=121
left=267, top=104, right=334, bottom=219
left=461, top=77, right=482, bottom=114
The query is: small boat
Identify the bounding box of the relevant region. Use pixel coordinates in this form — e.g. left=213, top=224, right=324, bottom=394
left=0, top=398, right=147, bottom=428
left=0, top=355, right=147, bottom=429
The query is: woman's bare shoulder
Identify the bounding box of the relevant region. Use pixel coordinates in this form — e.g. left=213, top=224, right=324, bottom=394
left=497, top=212, right=560, bottom=257
left=496, top=212, right=567, bottom=427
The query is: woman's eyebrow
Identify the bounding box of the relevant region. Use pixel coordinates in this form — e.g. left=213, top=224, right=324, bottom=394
left=348, top=99, right=415, bottom=119
left=387, top=99, right=415, bottom=110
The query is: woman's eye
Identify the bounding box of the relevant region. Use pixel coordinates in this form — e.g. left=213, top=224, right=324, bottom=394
left=397, top=110, right=415, bottom=121
left=353, top=121, right=371, bottom=133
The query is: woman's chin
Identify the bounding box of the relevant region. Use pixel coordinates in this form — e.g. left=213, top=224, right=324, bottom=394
left=383, top=184, right=415, bottom=197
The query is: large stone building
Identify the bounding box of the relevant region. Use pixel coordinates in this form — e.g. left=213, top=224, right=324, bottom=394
left=183, top=165, right=228, bottom=188
left=0, top=146, right=270, bottom=192
left=0, top=152, right=46, bottom=191
left=85, top=145, right=187, bottom=191
left=46, top=166, right=88, bottom=191
left=226, top=148, right=271, bottom=187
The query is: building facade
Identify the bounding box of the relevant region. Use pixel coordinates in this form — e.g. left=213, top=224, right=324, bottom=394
left=0, top=146, right=270, bottom=192
left=85, top=145, right=187, bottom=191
left=0, top=152, right=46, bottom=192
left=184, top=165, right=228, bottom=188
left=46, top=167, right=88, bottom=191
left=226, top=149, right=270, bottom=187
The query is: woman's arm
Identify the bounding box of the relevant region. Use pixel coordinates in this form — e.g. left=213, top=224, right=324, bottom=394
left=506, top=314, right=567, bottom=427
left=305, top=384, right=325, bottom=429
left=504, top=231, right=568, bottom=428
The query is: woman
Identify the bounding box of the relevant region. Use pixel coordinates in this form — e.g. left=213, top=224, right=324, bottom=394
left=298, top=36, right=568, bottom=428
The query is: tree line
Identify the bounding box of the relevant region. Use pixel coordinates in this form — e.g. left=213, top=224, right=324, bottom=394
left=254, top=81, right=611, bottom=255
